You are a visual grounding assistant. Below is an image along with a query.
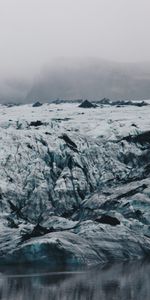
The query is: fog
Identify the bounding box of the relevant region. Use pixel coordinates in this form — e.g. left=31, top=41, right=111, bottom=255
left=26, top=58, right=150, bottom=102
left=0, top=0, right=150, bottom=102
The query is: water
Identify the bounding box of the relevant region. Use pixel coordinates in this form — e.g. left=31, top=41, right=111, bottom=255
left=0, top=259, right=150, bottom=300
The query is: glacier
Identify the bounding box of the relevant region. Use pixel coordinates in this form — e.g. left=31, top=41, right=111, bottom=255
left=0, top=102, right=150, bottom=265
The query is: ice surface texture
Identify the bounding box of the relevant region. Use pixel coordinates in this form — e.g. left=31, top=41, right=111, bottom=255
left=0, top=102, right=150, bottom=265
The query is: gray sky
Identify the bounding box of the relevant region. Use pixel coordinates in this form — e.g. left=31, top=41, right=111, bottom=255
left=0, top=0, right=150, bottom=79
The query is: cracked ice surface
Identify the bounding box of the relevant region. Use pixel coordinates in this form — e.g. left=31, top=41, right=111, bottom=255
left=0, top=102, right=150, bottom=265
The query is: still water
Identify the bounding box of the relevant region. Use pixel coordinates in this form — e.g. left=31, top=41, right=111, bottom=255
left=0, top=259, right=149, bottom=300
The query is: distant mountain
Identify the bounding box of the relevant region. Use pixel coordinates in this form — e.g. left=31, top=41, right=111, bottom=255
left=26, top=58, right=150, bottom=102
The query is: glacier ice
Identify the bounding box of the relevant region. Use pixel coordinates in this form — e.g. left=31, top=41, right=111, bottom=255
left=0, top=102, right=150, bottom=265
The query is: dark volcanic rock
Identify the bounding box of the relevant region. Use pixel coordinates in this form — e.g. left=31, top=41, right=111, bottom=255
left=30, top=120, right=44, bottom=127
left=32, top=101, right=43, bottom=107
left=95, top=215, right=120, bottom=226
left=59, top=134, right=78, bottom=152
left=98, top=98, right=111, bottom=105
left=111, top=100, right=148, bottom=107
left=97, top=99, right=148, bottom=107
left=79, top=100, right=97, bottom=108
left=122, top=131, right=150, bottom=145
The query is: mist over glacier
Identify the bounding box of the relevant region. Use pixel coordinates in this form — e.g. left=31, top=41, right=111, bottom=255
left=1, top=58, right=150, bottom=104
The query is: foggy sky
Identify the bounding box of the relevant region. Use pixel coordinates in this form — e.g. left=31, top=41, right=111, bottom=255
left=0, top=0, right=150, bottom=79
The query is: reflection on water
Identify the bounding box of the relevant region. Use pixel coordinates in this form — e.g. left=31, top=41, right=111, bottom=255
left=0, top=259, right=150, bottom=300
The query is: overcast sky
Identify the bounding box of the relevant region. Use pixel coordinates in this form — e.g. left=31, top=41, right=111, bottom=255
left=0, top=0, right=150, bottom=79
